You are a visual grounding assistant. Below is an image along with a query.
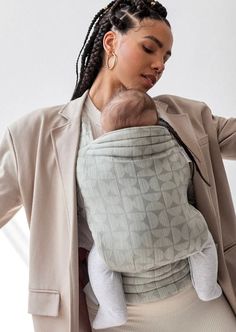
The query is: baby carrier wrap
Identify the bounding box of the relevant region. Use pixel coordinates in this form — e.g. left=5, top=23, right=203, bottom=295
left=76, top=125, right=209, bottom=274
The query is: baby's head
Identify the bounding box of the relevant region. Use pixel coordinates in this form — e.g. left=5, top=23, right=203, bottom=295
left=101, top=89, right=159, bottom=133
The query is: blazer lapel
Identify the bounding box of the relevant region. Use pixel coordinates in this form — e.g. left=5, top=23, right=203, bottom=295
left=50, top=91, right=89, bottom=232
left=155, top=100, right=210, bottom=184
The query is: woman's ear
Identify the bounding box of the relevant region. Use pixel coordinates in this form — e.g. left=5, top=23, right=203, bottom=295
left=103, top=31, right=118, bottom=54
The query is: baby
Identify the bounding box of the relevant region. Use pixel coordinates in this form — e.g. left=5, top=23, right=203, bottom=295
left=83, top=89, right=222, bottom=330
left=100, top=88, right=159, bottom=132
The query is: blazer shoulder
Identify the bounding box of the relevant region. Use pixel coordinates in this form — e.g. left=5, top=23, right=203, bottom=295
left=154, top=94, right=208, bottom=111
left=154, top=94, right=216, bottom=125
left=7, top=103, right=69, bottom=137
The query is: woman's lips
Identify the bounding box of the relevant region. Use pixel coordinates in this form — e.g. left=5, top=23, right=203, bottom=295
left=141, top=74, right=156, bottom=88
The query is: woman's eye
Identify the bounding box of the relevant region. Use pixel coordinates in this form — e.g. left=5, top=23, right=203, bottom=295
left=142, top=46, right=154, bottom=54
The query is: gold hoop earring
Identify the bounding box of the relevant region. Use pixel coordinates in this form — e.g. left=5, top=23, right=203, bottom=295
left=105, top=52, right=117, bottom=70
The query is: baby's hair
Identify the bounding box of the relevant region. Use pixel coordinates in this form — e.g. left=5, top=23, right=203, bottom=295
left=71, top=0, right=170, bottom=100
left=105, top=88, right=156, bottom=113
left=101, top=89, right=158, bottom=130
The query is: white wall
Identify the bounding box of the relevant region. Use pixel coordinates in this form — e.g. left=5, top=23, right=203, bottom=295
left=0, top=1, right=235, bottom=331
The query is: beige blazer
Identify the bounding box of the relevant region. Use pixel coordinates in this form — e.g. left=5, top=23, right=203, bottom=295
left=0, top=90, right=235, bottom=332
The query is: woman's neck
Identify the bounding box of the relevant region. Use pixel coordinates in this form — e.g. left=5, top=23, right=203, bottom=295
left=88, top=69, right=124, bottom=111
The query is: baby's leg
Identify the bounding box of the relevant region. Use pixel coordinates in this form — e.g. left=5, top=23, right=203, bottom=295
left=188, top=231, right=222, bottom=301
left=88, top=244, right=127, bottom=329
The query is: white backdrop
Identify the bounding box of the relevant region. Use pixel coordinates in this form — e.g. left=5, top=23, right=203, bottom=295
left=0, top=1, right=235, bottom=331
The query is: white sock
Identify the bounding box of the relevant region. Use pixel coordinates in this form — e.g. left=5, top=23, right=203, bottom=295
left=88, top=245, right=127, bottom=329
left=189, top=231, right=222, bottom=301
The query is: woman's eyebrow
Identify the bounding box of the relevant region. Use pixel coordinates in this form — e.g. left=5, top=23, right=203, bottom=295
left=143, top=35, right=172, bottom=56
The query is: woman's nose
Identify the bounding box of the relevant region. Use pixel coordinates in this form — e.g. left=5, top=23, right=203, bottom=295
left=152, top=58, right=165, bottom=74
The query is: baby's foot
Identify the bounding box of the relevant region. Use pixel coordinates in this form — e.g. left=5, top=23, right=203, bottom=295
left=197, top=283, right=222, bottom=301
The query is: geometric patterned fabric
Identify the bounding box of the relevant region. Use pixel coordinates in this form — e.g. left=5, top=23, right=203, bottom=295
left=77, top=125, right=209, bottom=272
left=76, top=111, right=209, bottom=303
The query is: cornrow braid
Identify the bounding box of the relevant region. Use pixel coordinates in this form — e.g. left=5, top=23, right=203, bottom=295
left=75, top=20, right=112, bottom=97
left=71, top=0, right=170, bottom=100
left=71, top=1, right=116, bottom=99
left=146, top=0, right=167, bottom=18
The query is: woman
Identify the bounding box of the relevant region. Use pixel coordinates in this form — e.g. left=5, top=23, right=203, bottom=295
left=0, top=0, right=235, bottom=331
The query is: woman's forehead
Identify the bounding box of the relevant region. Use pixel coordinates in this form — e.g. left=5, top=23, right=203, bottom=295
left=124, top=19, right=173, bottom=48
left=133, top=19, right=172, bottom=37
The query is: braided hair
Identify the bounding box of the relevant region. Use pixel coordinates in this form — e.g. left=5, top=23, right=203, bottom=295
left=71, top=0, right=170, bottom=100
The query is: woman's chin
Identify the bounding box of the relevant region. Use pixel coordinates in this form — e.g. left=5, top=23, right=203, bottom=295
left=124, top=84, right=150, bottom=93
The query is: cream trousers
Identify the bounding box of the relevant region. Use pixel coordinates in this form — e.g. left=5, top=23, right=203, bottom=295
left=86, top=283, right=236, bottom=332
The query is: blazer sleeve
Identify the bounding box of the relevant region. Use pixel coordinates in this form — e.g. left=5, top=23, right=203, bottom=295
left=0, top=128, right=22, bottom=228
left=213, top=115, right=236, bottom=160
